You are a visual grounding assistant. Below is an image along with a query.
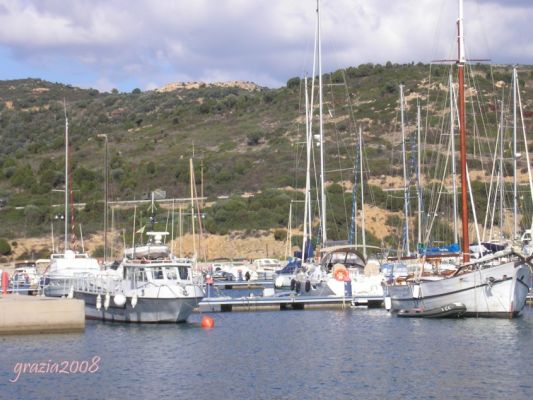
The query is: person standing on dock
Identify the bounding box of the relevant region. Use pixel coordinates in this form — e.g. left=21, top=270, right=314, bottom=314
left=206, top=275, right=214, bottom=297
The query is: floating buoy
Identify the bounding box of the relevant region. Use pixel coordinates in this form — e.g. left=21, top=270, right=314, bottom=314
left=201, top=315, right=215, bottom=329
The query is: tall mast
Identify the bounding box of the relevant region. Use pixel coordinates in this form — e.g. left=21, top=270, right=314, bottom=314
left=457, top=0, right=470, bottom=262
left=399, top=84, right=410, bottom=256
left=512, top=66, right=518, bottom=240
left=499, top=99, right=505, bottom=240
left=449, top=73, right=459, bottom=244
left=302, top=76, right=312, bottom=260
left=359, top=127, right=367, bottom=259
left=417, top=102, right=423, bottom=247
left=189, top=158, right=196, bottom=259
left=317, top=0, right=327, bottom=245
left=63, top=102, right=69, bottom=252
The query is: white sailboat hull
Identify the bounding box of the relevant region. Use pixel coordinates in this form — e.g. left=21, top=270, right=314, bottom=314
left=386, top=260, right=531, bottom=317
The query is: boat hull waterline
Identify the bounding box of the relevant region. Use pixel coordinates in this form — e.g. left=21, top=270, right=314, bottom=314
left=74, top=291, right=203, bottom=323
left=386, top=261, right=531, bottom=317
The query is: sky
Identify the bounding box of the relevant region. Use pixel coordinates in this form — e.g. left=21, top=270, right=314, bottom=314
left=0, top=0, right=531, bottom=93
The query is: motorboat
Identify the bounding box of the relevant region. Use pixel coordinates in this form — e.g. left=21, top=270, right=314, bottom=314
left=9, top=261, right=40, bottom=295
left=73, top=232, right=204, bottom=323
left=252, top=258, right=282, bottom=279
left=397, top=302, right=466, bottom=318
left=42, top=251, right=101, bottom=297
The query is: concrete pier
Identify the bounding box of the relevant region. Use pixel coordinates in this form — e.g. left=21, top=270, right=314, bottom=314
left=0, top=295, right=85, bottom=335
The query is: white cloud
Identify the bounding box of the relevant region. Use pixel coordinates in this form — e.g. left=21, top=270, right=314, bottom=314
left=0, top=0, right=530, bottom=91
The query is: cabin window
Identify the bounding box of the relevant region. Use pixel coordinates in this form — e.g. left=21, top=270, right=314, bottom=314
left=134, top=268, right=146, bottom=283
left=151, top=267, right=164, bottom=280
left=178, top=266, right=189, bottom=280
left=165, top=268, right=178, bottom=280
left=345, top=253, right=364, bottom=267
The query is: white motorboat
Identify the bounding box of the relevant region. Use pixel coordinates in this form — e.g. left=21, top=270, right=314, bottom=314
left=42, top=251, right=100, bottom=297
left=73, top=232, right=204, bottom=323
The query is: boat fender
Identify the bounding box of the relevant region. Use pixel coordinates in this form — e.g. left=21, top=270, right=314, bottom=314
left=305, top=280, right=311, bottom=292
left=413, top=284, right=421, bottom=299
left=131, top=294, right=138, bottom=309
left=384, top=296, right=392, bottom=311
left=290, top=279, right=296, bottom=291
left=104, top=293, right=110, bottom=310
left=96, top=294, right=102, bottom=310
left=295, top=280, right=301, bottom=294
left=183, top=287, right=188, bottom=296
left=67, top=286, right=74, bottom=299
left=113, top=293, right=127, bottom=307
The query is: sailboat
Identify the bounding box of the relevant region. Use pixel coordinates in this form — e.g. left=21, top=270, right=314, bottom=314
left=384, top=0, right=532, bottom=317
left=41, top=105, right=100, bottom=297
left=273, top=0, right=384, bottom=301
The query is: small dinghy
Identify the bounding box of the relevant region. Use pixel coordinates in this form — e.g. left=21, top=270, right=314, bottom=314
left=397, top=302, right=466, bottom=318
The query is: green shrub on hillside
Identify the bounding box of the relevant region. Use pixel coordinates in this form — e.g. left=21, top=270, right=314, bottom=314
left=0, top=238, right=11, bottom=255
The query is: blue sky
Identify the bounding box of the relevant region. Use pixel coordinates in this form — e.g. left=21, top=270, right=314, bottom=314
left=0, top=0, right=531, bottom=93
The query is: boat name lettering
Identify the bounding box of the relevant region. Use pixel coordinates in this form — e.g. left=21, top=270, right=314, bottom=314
left=10, top=356, right=101, bottom=382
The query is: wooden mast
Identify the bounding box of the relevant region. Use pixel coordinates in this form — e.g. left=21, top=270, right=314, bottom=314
left=457, top=0, right=470, bottom=263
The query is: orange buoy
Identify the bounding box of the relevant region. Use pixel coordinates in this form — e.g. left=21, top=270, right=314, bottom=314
left=201, top=315, right=215, bottom=329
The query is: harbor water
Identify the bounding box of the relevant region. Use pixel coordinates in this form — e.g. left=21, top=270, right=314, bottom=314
left=1, top=305, right=533, bottom=400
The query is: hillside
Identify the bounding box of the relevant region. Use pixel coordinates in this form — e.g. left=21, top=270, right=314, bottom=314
left=0, top=63, right=532, bottom=259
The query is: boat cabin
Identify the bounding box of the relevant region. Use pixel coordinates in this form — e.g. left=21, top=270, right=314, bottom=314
left=319, top=246, right=366, bottom=273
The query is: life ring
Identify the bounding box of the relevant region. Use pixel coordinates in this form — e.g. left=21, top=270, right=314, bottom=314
left=332, top=264, right=349, bottom=282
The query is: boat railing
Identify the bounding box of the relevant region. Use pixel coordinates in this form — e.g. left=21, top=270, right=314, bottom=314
left=6, top=279, right=38, bottom=295
left=127, top=257, right=192, bottom=267
left=72, top=273, right=122, bottom=295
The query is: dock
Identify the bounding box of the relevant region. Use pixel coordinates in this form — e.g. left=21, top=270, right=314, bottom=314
left=198, top=294, right=383, bottom=312
left=0, top=294, right=85, bottom=335
left=212, top=280, right=273, bottom=290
